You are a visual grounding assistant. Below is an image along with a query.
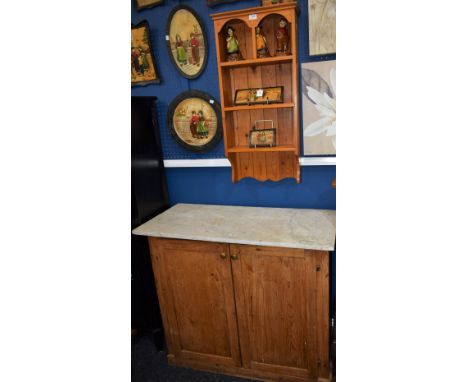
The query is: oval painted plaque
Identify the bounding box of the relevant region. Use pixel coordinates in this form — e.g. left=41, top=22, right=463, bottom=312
left=166, top=5, right=208, bottom=79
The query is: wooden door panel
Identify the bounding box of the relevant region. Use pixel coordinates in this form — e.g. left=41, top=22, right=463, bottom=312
left=149, top=238, right=241, bottom=367
left=231, top=244, right=330, bottom=380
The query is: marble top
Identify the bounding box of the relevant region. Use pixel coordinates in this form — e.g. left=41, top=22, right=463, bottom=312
left=132, top=204, right=336, bottom=251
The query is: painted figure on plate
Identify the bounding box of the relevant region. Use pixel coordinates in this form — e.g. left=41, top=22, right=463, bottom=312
left=196, top=110, right=209, bottom=138
left=190, top=110, right=199, bottom=138
left=175, top=34, right=187, bottom=65
left=190, top=33, right=200, bottom=65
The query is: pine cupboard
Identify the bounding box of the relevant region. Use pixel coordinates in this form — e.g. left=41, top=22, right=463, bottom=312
left=133, top=204, right=336, bottom=382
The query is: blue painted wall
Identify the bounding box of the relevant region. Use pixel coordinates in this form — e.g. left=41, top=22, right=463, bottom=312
left=132, top=0, right=336, bottom=306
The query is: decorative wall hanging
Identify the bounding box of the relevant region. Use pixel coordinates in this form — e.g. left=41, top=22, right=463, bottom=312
left=131, top=21, right=160, bottom=86
left=308, top=0, right=336, bottom=55
left=207, top=0, right=245, bottom=6
left=234, top=86, right=284, bottom=106
left=166, top=5, right=207, bottom=79
left=167, top=90, right=223, bottom=153
left=134, top=0, right=163, bottom=11
left=301, top=60, right=336, bottom=155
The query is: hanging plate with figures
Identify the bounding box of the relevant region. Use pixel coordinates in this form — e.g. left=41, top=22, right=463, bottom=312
left=167, top=90, right=223, bottom=152
left=166, top=5, right=208, bottom=79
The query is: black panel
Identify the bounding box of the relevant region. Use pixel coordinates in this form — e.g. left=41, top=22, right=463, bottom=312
left=131, top=97, right=169, bottom=343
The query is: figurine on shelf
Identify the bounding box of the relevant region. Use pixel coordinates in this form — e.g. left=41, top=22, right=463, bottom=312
left=275, top=18, right=290, bottom=56
left=255, top=26, right=269, bottom=58
left=225, top=26, right=243, bottom=62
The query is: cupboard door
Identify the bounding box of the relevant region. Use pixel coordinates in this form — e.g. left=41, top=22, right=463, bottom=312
left=231, top=244, right=330, bottom=381
left=149, top=238, right=241, bottom=367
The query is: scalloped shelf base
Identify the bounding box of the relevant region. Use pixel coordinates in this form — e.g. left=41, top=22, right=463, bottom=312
left=228, top=151, right=300, bottom=183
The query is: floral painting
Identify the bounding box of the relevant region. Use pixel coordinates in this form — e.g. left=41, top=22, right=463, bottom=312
left=131, top=21, right=160, bottom=86
left=301, top=60, right=336, bottom=155
left=308, top=0, right=336, bottom=55
left=167, top=6, right=207, bottom=79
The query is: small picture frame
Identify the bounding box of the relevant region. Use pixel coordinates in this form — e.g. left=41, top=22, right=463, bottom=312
left=135, top=0, right=164, bottom=11
left=249, top=120, right=277, bottom=148
left=234, top=86, right=284, bottom=106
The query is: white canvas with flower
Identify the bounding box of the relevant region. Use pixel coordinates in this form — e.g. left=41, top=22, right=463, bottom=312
left=301, top=60, right=336, bottom=155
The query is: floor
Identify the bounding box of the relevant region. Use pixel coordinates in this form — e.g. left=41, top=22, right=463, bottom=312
left=131, top=332, right=254, bottom=382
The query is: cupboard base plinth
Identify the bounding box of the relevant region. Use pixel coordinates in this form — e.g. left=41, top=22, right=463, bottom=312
left=168, top=355, right=331, bottom=382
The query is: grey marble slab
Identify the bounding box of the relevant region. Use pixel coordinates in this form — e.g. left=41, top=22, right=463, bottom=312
left=132, top=204, right=336, bottom=251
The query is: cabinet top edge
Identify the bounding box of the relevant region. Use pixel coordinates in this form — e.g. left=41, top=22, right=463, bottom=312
left=132, top=203, right=336, bottom=251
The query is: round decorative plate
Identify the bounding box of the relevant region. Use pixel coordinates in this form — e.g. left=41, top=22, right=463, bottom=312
left=167, top=90, right=223, bottom=152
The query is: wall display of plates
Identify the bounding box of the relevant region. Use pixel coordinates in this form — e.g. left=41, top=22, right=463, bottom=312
left=167, top=90, right=223, bottom=153
left=166, top=5, right=208, bottom=79
left=134, top=0, right=164, bottom=11
left=131, top=21, right=161, bottom=86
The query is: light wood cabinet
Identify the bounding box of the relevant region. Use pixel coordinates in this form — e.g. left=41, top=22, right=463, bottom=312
left=148, top=237, right=331, bottom=382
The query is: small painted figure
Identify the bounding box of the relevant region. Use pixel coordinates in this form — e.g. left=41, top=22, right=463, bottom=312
left=196, top=110, right=209, bottom=138
left=190, top=32, right=200, bottom=66
left=275, top=18, right=290, bottom=56
left=139, top=48, right=149, bottom=73
left=131, top=48, right=140, bottom=76
left=189, top=110, right=199, bottom=138
left=226, top=26, right=243, bottom=62
left=256, top=26, right=269, bottom=58
left=175, top=34, right=187, bottom=65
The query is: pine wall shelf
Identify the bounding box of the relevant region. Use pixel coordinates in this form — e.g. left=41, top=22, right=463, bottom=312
left=211, top=3, right=301, bottom=183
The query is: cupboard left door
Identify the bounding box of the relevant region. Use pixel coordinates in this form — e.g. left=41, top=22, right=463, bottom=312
left=148, top=237, right=241, bottom=368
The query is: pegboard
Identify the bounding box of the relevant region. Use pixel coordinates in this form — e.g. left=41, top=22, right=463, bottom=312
left=131, top=0, right=335, bottom=160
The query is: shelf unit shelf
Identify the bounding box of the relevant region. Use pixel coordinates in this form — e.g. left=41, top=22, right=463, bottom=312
left=227, top=145, right=296, bottom=153
left=211, top=3, right=300, bottom=183
left=220, top=55, right=293, bottom=68
left=224, top=102, right=294, bottom=112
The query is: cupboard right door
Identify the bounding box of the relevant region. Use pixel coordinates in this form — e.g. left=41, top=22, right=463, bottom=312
left=230, top=244, right=330, bottom=381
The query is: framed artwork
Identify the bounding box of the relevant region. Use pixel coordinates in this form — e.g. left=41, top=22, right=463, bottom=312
left=131, top=21, right=160, bottom=86
left=207, top=0, right=245, bottom=6
left=308, top=0, right=336, bottom=55
left=301, top=60, right=336, bottom=155
left=234, top=86, right=284, bottom=105
left=134, top=0, right=163, bottom=11
left=166, top=5, right=208, bottom=79
left=167, top=90, right=223, bottom=152
left=249, top=120, right=276, bottom=148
